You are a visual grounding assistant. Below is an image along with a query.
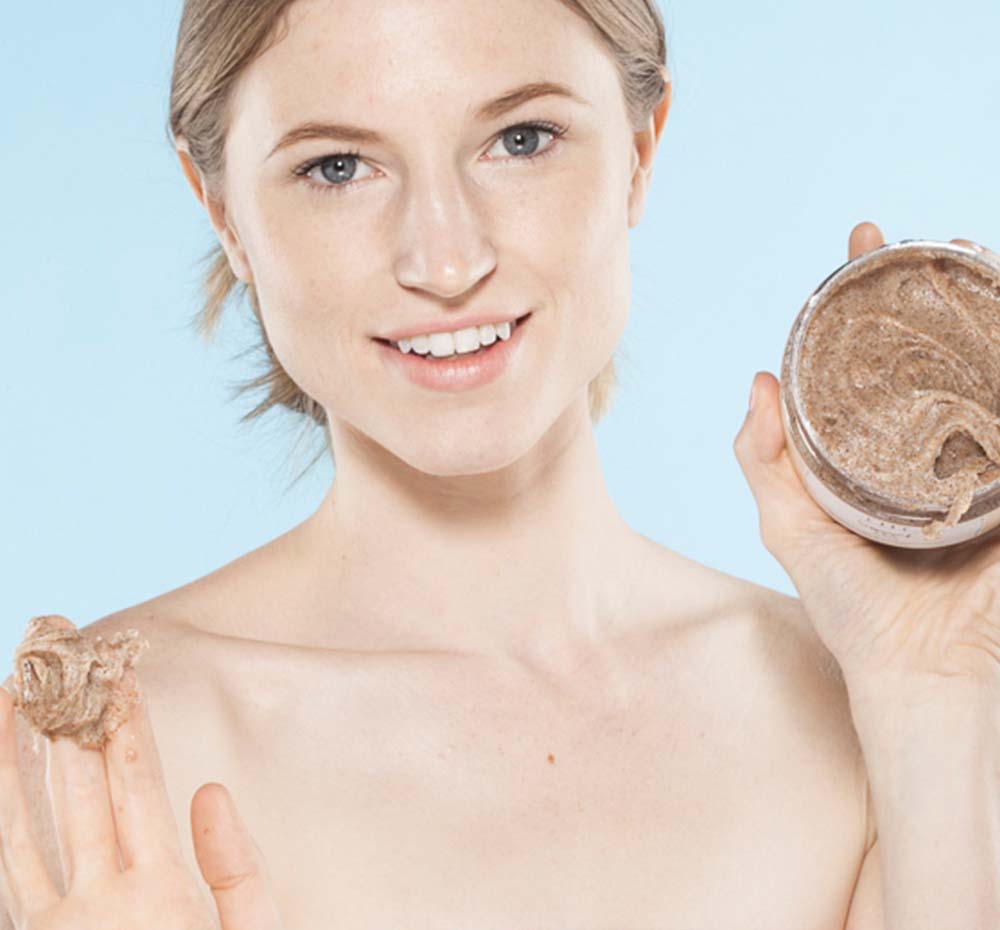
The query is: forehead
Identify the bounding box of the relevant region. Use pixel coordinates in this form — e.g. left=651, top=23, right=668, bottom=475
left=228, top=0, right=616, bottom=136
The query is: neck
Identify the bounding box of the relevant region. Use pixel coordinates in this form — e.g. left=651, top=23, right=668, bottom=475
left=289, top=397, right=652, bottom=671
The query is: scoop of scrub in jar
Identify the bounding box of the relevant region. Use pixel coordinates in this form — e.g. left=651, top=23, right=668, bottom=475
left=796, top=249, right=1000, bottom=539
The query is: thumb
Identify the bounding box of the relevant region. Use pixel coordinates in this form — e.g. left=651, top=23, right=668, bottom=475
left=733, top=370, right=840, bottom=564
left=191, top=782, right=285, bottom=930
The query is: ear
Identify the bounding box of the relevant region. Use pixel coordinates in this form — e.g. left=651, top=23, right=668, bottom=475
left=627, top=72, right=672, bottom=228
left=175, top=136, right=253, bottom=284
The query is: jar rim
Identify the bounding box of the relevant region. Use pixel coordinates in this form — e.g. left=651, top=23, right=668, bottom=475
left=782, top=238, right=1000, bottom=519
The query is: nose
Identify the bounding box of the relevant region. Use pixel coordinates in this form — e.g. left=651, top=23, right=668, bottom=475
left=393, top=163, right=497, bottom=299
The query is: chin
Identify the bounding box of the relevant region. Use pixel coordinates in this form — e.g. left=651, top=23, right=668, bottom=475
left=382, top=390, right=591, bottom=478
left=391, top=425, right=541, bottom=477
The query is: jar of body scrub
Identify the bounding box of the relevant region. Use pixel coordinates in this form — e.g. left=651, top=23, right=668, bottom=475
left=779, top=239, right=1000, bottom=549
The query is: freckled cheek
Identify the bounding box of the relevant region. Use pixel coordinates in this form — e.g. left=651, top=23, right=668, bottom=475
left=511, top=154, right=623, bottom=265
left=245, top=225, right=367, bottom=399
left=512, top=172, right=629, bottom=365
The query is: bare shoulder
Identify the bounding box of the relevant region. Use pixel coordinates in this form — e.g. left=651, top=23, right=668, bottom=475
left=642, top=542, right=875, bottom=850
left=1, top=594, right=216, bottom=760
left=0, top=604, right=191, bottom=907
left=78, top=602, right=197, bottom=683
left=4, top=596, right=232, bottom=800
left=78, top=599, right=233, bottom=754
left=643, top=540, right=846, bottom=688
left=0, top=597, right=232, bottom=929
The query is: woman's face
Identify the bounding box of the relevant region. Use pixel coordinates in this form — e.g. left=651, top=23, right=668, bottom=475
left=211, top=0, right=657, bottom=476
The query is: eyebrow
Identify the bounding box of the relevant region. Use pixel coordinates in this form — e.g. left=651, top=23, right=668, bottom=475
left=265, top=80, right=589, bottom=160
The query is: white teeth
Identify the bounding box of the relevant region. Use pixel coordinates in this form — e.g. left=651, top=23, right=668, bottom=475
left=478, top=324, right=497, bottom=347
left=390, top=318, right=518, bottom=356
left=429, top=331, right=456, bottom=358
left=453, top=326, right=480, bottom=354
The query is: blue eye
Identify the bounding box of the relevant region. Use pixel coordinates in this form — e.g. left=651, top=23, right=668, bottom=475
left=293, top=119, right=568, bottom=196
left=489, top=119, right=567, bottom=160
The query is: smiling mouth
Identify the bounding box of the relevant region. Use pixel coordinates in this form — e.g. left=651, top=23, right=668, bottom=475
left=372, top=311, right=533, bottom=349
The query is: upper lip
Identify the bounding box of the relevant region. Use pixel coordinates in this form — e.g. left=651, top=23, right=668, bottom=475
left=374, top=310, right=531, bottom=342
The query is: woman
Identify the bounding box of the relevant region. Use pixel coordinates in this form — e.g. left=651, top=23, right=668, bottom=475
left=2, top=0, right=998, bottom=927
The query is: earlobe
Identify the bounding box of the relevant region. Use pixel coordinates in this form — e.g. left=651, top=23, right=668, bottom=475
left=626, top=123, right=655, bottom=227
left=627, top=166, right=649, bottom=228
left=202, top=194, right=251, bottom=282
left=175, top=141, right=253, bottom=284
left=214, top=215, right=254, bottom=285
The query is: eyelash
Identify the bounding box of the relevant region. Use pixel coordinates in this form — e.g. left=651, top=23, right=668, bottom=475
left=291, top=119, right=568, bottom=196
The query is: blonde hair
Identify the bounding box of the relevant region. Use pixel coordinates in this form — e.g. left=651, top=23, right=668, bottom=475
left=167, top=0, right=669, bottom=483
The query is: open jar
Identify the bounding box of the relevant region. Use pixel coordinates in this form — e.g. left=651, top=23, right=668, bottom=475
left=779, top=239, right=1000, bottom=548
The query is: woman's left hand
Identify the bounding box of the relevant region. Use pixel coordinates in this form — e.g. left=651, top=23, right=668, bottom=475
left=733, top=221, right=1000, bottom=699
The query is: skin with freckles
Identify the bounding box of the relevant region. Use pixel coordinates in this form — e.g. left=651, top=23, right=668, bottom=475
left=18, top=0, right=986, bottom=927
left=176, top=0, right=669, bottom=671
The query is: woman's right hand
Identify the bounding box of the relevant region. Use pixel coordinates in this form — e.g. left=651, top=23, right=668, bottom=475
left=0, top=670, right=284, bottom=930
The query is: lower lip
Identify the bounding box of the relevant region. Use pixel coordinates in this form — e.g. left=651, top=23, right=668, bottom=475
left=373, top=313, right=532, bottom=393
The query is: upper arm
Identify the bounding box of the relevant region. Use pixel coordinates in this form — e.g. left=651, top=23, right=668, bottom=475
left=843, top=764, right=883, bottom=930
left=0, top=673, right=66, bottom=930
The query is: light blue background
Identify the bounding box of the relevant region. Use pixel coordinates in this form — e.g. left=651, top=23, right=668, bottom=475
left=3, top=0, right=999, bottom=673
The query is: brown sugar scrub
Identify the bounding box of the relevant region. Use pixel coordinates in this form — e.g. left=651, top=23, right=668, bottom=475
left=9, top=615, right=149, bottom=750
left=779, top=240, right=1000, bottom=548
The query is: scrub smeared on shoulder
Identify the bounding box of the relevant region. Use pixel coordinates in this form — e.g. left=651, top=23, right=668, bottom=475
left=10, top=615, right=149, bottom=750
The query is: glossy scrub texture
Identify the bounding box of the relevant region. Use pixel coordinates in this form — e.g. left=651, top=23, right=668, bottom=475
left=10, top=615, right=149, bottom=750
left=795, top=247, right=1000, bottom=539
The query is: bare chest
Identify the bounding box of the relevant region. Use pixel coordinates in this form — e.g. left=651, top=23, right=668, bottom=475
left=154, top=653, right=864, bottom=929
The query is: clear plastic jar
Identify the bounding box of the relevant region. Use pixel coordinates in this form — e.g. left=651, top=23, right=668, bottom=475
left=779, top=239, right=1000, bottom=549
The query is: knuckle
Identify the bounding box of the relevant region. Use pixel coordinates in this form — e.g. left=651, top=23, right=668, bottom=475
left=119, top=760, right=166, bottom=799
left=210, top=862, right=261, bottom=892
left=758, top=514, right=786, bottom=554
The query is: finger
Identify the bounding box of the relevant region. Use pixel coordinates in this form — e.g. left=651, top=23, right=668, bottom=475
left=45, top=713, right=121, bottom=887
left=849, top=221, right=884, bottom=260
left=734, top=371, right=803, bottom=552
left=951, top=238, right=1000, bottom=268
left=734, top=371, right=847, bottom=563
left=192, top=783, right=284, bottom=930
left=104, top=669, right=185, bottom=871
left=0, top=687, right=60, bottom=923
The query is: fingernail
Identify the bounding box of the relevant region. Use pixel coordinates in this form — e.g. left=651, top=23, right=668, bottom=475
left=748, top=376, right=758, bottom=413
